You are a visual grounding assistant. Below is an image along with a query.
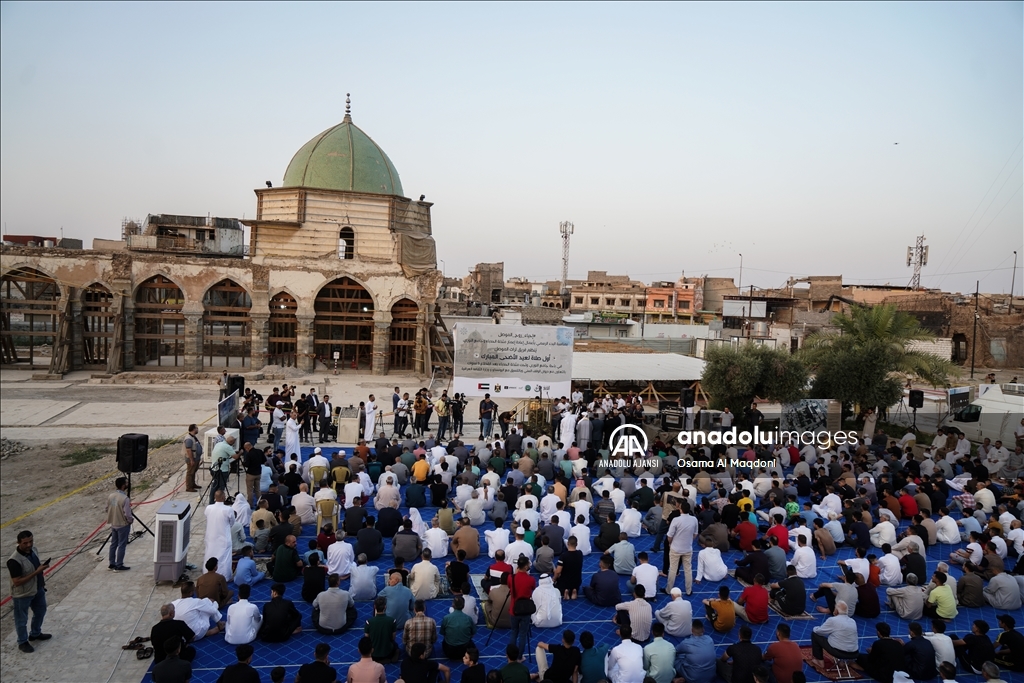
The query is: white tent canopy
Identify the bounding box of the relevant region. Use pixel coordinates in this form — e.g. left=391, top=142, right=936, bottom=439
left=571, top=352, right=706, bottom=382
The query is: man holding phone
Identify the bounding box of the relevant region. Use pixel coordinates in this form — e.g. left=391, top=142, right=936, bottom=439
left=7, top=530, right=51, bottom=653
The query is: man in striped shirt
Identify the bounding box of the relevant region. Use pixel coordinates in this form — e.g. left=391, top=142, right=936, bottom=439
left=614, top=584, right=653, bottom=641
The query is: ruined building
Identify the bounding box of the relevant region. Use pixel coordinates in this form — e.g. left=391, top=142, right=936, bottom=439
left=0, top=104, right=448, bottom=376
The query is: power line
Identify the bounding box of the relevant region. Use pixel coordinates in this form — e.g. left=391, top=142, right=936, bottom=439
left=931, top=138, right=1023, bottom=276
left=938, top=182, right=1024, bottom=287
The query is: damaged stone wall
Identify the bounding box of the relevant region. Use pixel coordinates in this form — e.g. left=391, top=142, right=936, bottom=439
left=1, top=244, right=437, bottom=376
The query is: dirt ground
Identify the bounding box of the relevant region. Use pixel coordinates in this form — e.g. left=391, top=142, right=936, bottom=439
left=0, top=439, right=186, bottom=640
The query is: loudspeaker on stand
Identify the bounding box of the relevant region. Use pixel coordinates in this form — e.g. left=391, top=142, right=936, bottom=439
left=117, top=433, right=149, bottom=473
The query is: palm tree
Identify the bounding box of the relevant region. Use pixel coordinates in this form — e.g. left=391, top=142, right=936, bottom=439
left=800, top=303, right=956, bottom=410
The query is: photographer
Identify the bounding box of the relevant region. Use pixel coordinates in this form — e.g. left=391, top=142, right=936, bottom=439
left=210, top=435, right=240, bottom=504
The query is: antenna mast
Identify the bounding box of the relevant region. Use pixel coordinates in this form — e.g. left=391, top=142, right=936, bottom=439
left=906, top=234, right=928, bottom=290
left=559, top=221, right=574, bottom=292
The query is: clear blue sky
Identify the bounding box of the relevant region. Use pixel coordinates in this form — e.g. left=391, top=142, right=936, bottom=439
left=2, top=2, right=1021, bottom=295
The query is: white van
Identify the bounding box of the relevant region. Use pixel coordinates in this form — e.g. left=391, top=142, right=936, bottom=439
left=948, top=383, right=1024, bottom=445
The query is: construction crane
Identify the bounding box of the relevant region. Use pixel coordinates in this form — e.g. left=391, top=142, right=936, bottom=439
left=559, top=221, right=574, bottom=293
left=906, top=234, right=929, bottom=290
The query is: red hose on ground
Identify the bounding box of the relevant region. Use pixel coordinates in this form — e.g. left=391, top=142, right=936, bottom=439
left=0, top=478, right=189, bottom=608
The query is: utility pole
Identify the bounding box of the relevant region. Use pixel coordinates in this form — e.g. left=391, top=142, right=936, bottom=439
left=747, top=285, right=754, bottom=338
left=970, top=280, right=979, bottom=379
left=738, top=253, right=743, bottom=292
left=906, top=234, right=929, bottom=290
left=1010, top=250, right=1017, bottom=315
left=559, top=221, right=574, bottom=294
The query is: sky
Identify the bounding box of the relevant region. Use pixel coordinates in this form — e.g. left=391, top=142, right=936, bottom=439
left=1, top=2, right=1022, bottom=296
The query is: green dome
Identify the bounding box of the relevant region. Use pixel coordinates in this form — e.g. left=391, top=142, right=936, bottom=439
left=282, top=112, right=403, bottom=196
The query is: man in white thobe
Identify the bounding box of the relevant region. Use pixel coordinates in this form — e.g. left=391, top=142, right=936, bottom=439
left=618, top=504, right=643, bottom=538
left=205, top=490, right=235, bottom=582
left=231, top=492, right=252, bottom=530
left=576, top=414, right=592, bottom=451
left=531, top=574, right=562, bottom=628
left=225, top=585, right=262, bottom=645
left=364, top=394, right=377, bottom=443
left=559, top=411, right=577, bottom=450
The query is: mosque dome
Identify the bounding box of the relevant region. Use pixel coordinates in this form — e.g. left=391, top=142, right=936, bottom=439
left=282, top=96, right=403, bottom=196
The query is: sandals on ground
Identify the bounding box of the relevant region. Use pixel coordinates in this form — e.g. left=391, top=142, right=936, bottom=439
left=136, top=647, right=154, bottom=660
left=122, top=636, right=151, bottom=650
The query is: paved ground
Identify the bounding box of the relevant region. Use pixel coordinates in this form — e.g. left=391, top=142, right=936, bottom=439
left=0, top=367, right=435, bottom=683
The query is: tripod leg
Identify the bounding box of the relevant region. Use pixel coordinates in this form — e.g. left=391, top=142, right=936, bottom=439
left=485, top=588, right=511, bottom=646
left=96, top=530, right=113, bottom=556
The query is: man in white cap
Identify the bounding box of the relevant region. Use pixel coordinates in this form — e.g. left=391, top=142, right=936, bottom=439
left=303, top=447, right=329, bottom=485
left=654, top=587, right=693, bottom=637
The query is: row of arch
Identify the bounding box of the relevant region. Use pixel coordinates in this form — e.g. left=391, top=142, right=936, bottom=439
left=1, top=269, right=421, bottom=371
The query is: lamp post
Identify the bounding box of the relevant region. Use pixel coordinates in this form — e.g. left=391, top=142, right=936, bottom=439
left=1010, top=251, right=1017, bottom=315
left=970, top=280, right=979, bottom=380
left=440, top=259, right=445, bottom=277
left=738, top=253, right=743, bottom=292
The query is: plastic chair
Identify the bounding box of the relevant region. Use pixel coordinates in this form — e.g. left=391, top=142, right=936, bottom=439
left=315, top=499, right=339, bottom=534
left=310, top=466, right=328, bottom=488
left=331, top=466, right=350, bottom=486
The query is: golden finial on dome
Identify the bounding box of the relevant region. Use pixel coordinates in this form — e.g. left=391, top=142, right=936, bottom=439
left=344, top=93, right=352, bottom=122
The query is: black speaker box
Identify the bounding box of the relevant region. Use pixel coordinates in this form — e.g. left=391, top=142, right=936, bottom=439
left=681, top=387, right=696, bottom=408
left=117, top=433, right=148, bottom=473
left=908, top=390, right=924, bottom=409
left=226, top=375, right=245, bottom=398
left=582, top=388, right=594, bottom=404
left=661, top=409, right=685, bottom=430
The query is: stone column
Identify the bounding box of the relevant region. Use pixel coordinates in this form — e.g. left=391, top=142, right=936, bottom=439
left=415, top=306, right=428, bottom=375
left=296, top=314, right=315, bottom=373
left=70, top=288, right=84, bottom=371
left=250, top=314, right=269, bottom=370
left=372, top=310, right=393, bottom=376
left=182, top=303, right=204, bottom=372
left=109, top=278, right=134, bottom=373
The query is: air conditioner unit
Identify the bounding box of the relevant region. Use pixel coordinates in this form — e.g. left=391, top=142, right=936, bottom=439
left=154, top=501, right=192, bottom=582
left=202, top=427, right=239, bottom=465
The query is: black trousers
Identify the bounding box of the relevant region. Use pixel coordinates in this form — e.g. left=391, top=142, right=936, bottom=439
left=442, top=640, right=471, bottom=660
left=811, top=631, right=858, bottom=661
left=811, top=585, right=837, bottom=612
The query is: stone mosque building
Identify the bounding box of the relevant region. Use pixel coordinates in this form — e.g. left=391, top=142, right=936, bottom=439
left=0, top=101, right=448, bottom=376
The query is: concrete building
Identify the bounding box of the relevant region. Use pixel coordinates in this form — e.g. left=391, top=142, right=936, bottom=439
left=1, top=104, right=444, bottom=375
left=567, top=270, right=647, bottom=316
left=643, top=274, right=704, bottom=323
left=463, top=262, right=505, bottom=305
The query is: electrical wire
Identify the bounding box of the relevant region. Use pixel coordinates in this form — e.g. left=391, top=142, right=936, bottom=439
left=938, top=182, right=1024, bottom=288
left=102, top=580, right=159, bottom=683
left=931, top=139, right=1023, bottom=276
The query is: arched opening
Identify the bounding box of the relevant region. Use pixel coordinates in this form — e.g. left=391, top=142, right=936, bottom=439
left=0, top=267, right=60, bottom=367
left=203, top=279, right=252, bottom=368
left=389, top=298, right=419, bottom=371
left=951, top=332, right=968, bottom=364
left=338, top=227, right=354, bottom=260
left=314, top=277, right=373, bottom=370
left=135, top=275, right=184, bottom=367
left=82, top=283, right=114, bottom=367
left=269, top=292, right=298, bottom=367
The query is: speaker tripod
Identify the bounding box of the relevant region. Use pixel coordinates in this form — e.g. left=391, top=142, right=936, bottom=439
left=893, top=397, right=909, bottom=425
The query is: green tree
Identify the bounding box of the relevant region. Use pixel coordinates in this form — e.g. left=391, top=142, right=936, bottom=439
left=800, top=303, right=956, bottom=410
left=700, top=343, right=808, bottom=413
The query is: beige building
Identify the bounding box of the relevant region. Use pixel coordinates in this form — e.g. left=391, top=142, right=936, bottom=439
left=567, top=271, right=647, bottom=316
left=1, top=104, right=444, bottom=376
